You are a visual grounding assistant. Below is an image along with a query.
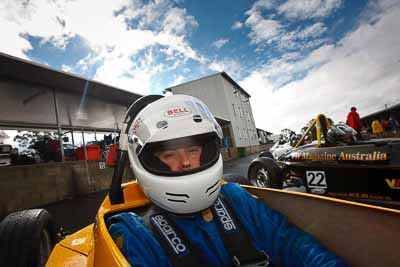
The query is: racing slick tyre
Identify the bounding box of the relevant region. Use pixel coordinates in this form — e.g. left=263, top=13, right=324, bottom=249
left=259, top=151, right=274, bottom=159
left=222, top=173, right=251, bottom=185
left=248, top=158, right=283, bottom=189
left=0, top=209, right=57, bottom=267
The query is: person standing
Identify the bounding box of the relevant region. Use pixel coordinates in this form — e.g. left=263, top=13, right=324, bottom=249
left=371, top=119, right=384, bottom=138
left=389, top=115, right=400, bottom=136
left=346, top=107, right=363, bottom=137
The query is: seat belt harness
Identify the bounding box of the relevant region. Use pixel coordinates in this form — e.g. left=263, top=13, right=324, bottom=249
left=211, top=195, right=272, bottom=267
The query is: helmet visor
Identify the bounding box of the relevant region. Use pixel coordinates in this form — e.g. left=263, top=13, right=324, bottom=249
left=138, top=133, right=221, bottom=176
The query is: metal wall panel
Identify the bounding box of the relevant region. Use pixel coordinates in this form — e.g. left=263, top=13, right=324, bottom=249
left=56, top=91, right=126, bottom=130
left=0, top=80, right=128, bottom=131
left=0, top=80, right=57, bottom=125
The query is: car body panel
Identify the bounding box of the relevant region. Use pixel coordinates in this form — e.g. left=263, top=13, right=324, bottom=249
left=58, top=224, right=94, bottom=256
left=47, top=181, right=150, bottom=266
left=47, top=181, right=400, bottom=267
left=244, top=185, right=400, bottom=267
left=46, top=244, right=89, bottom=267
left=276, top=139, right=400, bottom=204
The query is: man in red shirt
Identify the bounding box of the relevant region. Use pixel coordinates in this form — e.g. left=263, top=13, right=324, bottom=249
left=346, top=107, right=363, bottom=136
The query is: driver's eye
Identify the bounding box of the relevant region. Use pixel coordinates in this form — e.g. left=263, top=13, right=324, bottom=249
left=163, top=152, right=175, bottom=159
left=187, top=146, right=200, bottom=153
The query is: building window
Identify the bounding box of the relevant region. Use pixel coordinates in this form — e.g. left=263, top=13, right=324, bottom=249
left=232, top=104, right=236, bottom=116
left=238, top=107, right=242, bottom=118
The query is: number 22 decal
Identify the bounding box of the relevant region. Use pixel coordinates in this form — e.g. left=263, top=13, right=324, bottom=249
left=306, top=171, right=327, bottom=188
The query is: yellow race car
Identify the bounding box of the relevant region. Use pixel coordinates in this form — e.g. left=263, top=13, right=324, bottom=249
left=0, top=178, right=399, bottom=267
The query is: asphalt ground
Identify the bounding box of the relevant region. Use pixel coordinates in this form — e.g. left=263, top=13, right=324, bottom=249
left=42, top=153, right=260, bottom=234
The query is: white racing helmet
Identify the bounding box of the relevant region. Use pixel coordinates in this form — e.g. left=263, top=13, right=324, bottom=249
left=127, top=95, right=223, bottom=214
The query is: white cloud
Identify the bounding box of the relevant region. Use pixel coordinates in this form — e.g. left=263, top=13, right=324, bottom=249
left=297, top=22, right=327, bottom=39
left=274, top=22, right=327, bottom=50
left=162, top=7, right=198, bottom=35
left=245, top=6, right=281, bottom=44
left=240, top=1, right=400, bottom=133
left=247, top=0, right=276, bottom=14
left=278, top=0, right=342, bottom=19
left=232, top=21, right=243, bottom=30
left=212, top=38, right=229, bottom=49
left=94, top=49, right=162, bottom=95
left=171, top=75, right=186, bottom=86
left=208, top=58, right=243, bottom=78
left=61, top=64, right=74, bottom=73
left=243, top=1, right=330, bottom=48
left=0, top=0, right=202, bottom=95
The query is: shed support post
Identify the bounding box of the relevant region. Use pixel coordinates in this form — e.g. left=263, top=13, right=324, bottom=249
left=52, top=88, right=65, bottom=162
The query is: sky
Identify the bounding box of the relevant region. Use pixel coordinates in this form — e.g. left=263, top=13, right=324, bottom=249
left=1, top=0, right=399, bottom=134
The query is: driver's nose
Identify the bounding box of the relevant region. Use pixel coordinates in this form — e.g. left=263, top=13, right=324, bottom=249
left=178, top=150, right=191, bottom=169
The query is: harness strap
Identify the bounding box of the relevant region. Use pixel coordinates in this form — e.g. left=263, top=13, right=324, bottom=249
left=143, top=205, right=206, bottom=267
left=143, top=193, right=272, bottom=267
left=211, top=194, right=272, bottom=267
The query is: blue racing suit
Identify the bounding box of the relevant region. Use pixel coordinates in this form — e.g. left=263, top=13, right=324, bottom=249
left=107, top=183, right=348, bottom=267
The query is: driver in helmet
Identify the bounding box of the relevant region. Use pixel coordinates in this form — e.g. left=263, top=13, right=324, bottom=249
left=108, top=95, right=347, bottom=267
left=327, top=123, right=358, bottom=145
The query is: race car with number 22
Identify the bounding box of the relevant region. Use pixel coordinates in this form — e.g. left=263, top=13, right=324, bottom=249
left=248, top=114, right=400, bottom=208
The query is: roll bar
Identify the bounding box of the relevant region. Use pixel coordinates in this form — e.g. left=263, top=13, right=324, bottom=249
left=294, top=114, right=331, bottom=148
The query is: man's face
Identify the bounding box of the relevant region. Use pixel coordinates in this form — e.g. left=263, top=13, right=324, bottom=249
left=156, top=145, right=202, bottom=172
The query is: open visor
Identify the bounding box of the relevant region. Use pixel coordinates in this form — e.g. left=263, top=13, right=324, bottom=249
left=138, top=133, right=221, bottom=176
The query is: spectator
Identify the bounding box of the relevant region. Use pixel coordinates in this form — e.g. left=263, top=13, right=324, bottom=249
left=389, top=116, right=400, bottom=135
left=371, top=119, right=384, bottom=138
left=346, top=107, right=363, bottom=136
left=381, top=117, right=390, bottom=133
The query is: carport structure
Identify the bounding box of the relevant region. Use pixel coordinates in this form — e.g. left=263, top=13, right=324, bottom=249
left=0, top=52, right=142, bottom=161
left=361, top=103, right=400, bottom=130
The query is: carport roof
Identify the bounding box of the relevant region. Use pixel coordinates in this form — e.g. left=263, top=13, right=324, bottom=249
left=0, top=52, right=142, bottom=106
left=361, top=102, right=400, bottom=121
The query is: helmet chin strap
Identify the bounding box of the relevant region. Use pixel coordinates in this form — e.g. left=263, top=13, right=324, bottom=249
left=109, top=95, right=164, bottom=205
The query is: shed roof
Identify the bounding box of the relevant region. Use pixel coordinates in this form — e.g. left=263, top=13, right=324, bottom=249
left=0, top=52, right=142, bottom=106
left=0, top=52, right=143, bottom=132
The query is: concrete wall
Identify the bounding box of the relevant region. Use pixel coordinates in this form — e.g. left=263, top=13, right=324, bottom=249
left=0, top=160, right=134, bottom=218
